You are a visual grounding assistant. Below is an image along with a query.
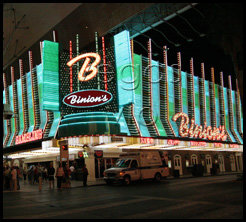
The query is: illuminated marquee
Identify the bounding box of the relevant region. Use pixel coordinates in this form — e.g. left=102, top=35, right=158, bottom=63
left=15, top=129, right=43, bottom=145
left=172, top=112, right=227, bottom=141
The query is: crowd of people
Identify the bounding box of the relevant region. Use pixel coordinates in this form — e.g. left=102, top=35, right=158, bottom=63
left=3, top=162, right=88, bottom=191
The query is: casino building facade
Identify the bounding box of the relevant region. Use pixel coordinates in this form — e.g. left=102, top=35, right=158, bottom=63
left=3, top=29, right=243, bottom=181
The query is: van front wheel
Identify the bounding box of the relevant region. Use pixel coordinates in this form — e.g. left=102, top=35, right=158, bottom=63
left=122, top=175, right=131, bottom=185
left=154, top=173, right=162, bottom=182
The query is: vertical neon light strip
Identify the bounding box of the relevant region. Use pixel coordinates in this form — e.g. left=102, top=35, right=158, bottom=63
left=76, top=34, right=80, bottom=91
left=201, top=63, right=206, bottom=123
left=130, top=39, right=141, bottom=136
left=19, top=59, right=26, bottom=134
left=148, top=39, right=159, bottom=136
left=177, top=52, right=182, bottom=112
left=3, top=73, right=10, bottom=147
left=10, top=67, right=17, bottom=145
left=102, top=36, right=108, bottom=91
left=190, top=58, right=195, bottom=121
left=29, top=51, right=37, bottom=130
left=69, top=41, right=73, bottom=93
left=163, top=45, right=175, bottom=136
left=235, top=79, right=243, bottom=136
left=219, top=72, right=225, bottom=127
left=211, top=67, right=216, bottom=128
left=228, top=75, right=241, bottom=143
left=95, top=32, right=100, bottom=89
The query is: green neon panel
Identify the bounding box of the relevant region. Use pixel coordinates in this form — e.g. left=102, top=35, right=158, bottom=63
left=7, top=85, right=15, bottom=146
left=167, top=66, right=178, bottom=136
left=114, top=30, right=132, bottom=135
left=205, top=81, right=211, bottom=126
left=17, top=79, right=24, bottom=135
left=3, top=90, right=7, bottom=143
left=133, top=53, right=150, bottom=137
left=151, top=59, right=166, bottom=136
left=232, top=91, right=243, bottom=143
left=181, top=71, right=188, bottom=115
left=214, top=84, right=220, bottom=127
left=239, top=96, right=243, bottom=133
left=223, top=87, right=236, bottom=142
left=194, top=76, right=200, bottom=125
left=42, top=40, right=60, bottom=111
left=48, top=111, right=61, bottom=137
left=114, top=30, right=134, bottom=107
left=36, top=64, right=48, bottom=129
left=26, top=72, right=35, bottom=132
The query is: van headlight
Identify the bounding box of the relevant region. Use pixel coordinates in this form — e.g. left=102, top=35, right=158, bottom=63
left=119, top=171, right=125, bottom=176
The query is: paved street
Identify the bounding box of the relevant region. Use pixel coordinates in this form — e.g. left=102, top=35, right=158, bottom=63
left=3, top=174, right=243, bottom=219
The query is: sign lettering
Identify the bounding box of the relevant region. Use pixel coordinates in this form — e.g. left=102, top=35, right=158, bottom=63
left=172, top=112, right=227, bottom=141
left=15, top=129, right=43, bottom=145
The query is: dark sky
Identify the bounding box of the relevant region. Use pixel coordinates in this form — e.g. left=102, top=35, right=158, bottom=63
left=133, top=3, right=241, bottom=90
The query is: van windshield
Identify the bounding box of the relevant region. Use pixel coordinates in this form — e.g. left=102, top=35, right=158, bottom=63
left=113, top=159, right=131, bottom=168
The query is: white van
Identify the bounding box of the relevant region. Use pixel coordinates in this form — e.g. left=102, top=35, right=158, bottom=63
left=103, top=150, right=169, bottom=185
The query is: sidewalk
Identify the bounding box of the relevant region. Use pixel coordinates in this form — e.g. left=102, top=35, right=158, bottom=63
left=3, top=178, right=105, bottom=193
left=3, top=172, right=241, bottom=193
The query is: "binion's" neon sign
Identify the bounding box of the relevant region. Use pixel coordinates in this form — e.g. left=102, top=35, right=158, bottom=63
left=172, top=112, right=227, bottom=141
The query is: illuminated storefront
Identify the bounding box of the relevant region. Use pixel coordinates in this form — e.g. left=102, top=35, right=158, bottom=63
left=3, top=30, right=243, bottom=181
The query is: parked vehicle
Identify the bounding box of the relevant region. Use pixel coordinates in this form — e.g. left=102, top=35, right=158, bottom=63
left=103, top=150, right=169, bottom=185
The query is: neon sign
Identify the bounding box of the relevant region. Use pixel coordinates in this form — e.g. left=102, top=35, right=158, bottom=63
left=229, top=144, right=239, bottom=148
left=167, top=139, right=180, bottom=145
left=140, top=137, right=154, bottom=144
left=172, top=112, right=227, bottom=141
left=15, top=129, right=43, bottom=145
left=63, top=89, right=112, bottom=108
left=67, top=52, right=101, bottom=82
left=190, top=141, right=207, bottom=146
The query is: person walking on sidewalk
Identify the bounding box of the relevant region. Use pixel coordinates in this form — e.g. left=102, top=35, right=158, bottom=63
left=23, top=167, right=27, bottom=184
left=10, top=166, right=17, bottom=191
left=56, top=163, right=64, bottom=189
left=48, top=162, right=55, bottom=189
left=82, top=164, right=89, bottom=187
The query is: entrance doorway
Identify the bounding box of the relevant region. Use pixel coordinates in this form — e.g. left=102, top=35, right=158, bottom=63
left=95, top=158, right=118, bottom=178
left=230, top=154, right=236, bottom=171
left=236, top=153, right=243, bottom=171
left=205, top=154, right=212, bottom=173
left=173, top=154, right=183, bottom=175
left=218, top=155, right=225, bottom=172
left=191, top=154, right=198, bottom=165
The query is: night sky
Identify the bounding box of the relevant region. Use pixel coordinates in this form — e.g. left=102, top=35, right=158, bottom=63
left=133, top=3, right=242, bottom=90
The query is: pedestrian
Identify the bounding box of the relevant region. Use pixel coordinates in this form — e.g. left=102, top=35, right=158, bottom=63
left=33, top=165, right=38, bottom=184
left=37, top=165, right=43, bottom=184
left=47, top=162, right=55, bottom=189
left=56, top=163, right=64, bottom=189
left=4, top=165, right=11, bottom=190
left=28, top=165, right=34, bottom=184
left=70, top=165, right=75, bottom=180
left=16, top=166, right=21, bottom=190
left=42, top=166, right=47, bottom=183
left=10, top=166, right=17, bottom=191
left=64, top=165, right=71, bottom=187
left=23, top=167, right=27, bottom=183
left=81, top=164, right=89, bottom=187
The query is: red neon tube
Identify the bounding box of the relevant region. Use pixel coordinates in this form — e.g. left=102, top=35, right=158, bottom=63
left=102, top=36, right=107, bottom=91
left=69, top=41, right=73, bottom=93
